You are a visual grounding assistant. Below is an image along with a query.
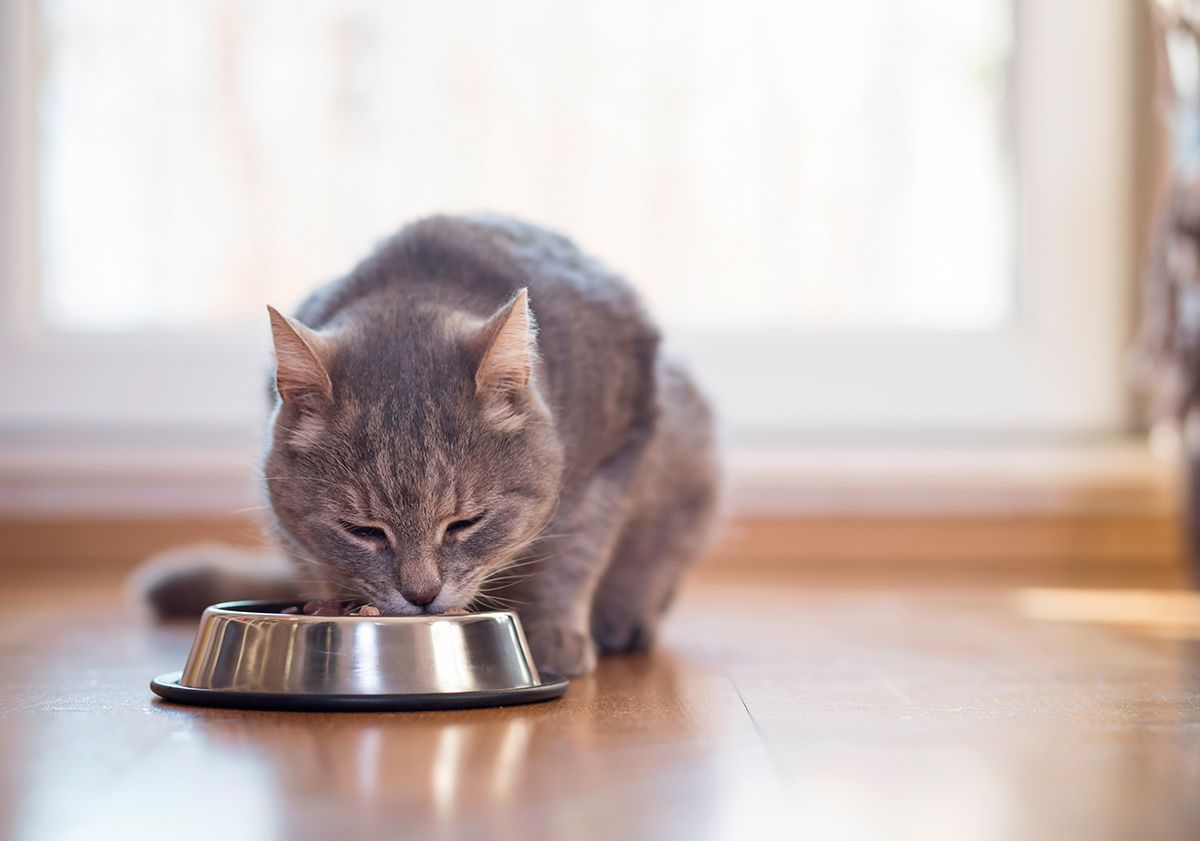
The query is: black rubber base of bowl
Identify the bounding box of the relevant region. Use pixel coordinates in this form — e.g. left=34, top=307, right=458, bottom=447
left=150, top=671, right=569, bottom=712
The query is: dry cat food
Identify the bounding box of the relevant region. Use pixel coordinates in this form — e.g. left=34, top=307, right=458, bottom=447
left=279, top=601, right=468, bottom=617
left=276, top=600, right=381, bottom=617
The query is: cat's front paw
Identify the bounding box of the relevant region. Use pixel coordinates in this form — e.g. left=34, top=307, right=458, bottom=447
left=591, top=608, right=658, bottom=654
left=524, top=621, right=597, bottom=677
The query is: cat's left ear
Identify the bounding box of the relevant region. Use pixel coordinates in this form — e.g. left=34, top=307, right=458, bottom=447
left=472, top=288, right=541, bottom=429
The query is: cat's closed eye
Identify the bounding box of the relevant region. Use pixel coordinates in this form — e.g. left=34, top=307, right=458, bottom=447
left=338, top=521, right=389, bottom=546
left=443, top=513, right=486, bottom=541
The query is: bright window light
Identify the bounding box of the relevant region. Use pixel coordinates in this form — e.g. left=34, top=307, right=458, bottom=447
left=35, top=0, right=1013, bottom=334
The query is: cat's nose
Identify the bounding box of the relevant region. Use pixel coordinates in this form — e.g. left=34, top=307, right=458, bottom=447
left=401, top=583, right=442, bottom=606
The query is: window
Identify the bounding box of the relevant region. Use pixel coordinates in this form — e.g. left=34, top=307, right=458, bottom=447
left=0, top=1, right=1135, bottom=443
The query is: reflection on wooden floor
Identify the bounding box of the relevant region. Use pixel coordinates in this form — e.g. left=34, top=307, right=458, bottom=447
left=1, top=574, right=1198, bottom=841
left=1015, top=587, right=1200, bottom=639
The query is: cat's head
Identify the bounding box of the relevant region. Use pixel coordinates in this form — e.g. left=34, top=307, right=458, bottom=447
left=262, top=288, right=565, bottom=615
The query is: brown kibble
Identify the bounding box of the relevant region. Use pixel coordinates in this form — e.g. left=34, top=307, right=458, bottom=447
left=301, top=599, right=344, bottom=616
left=442, top=607, right=469, bottom=616
left=293, top=600, right=385, bottom=616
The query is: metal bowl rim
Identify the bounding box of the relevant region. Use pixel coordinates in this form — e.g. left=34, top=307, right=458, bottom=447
left=204, top=599, right=517, bottom=624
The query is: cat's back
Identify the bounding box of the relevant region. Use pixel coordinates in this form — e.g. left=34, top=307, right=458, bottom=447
left=297, top=214, right=653, bottom=339
left=295, top=215, right=664, bottom=470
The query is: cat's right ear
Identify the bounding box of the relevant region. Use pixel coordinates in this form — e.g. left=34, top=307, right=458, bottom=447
left=266, top=305, right=333, bottom=408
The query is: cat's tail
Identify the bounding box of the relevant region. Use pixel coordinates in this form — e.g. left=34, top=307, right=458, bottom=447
left=129, top=543, right=302, bottom=619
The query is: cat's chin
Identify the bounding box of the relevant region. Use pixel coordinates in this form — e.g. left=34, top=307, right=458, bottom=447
left=369, top=596, right=425, bottom=617
left=423, top=583, right=475, bottom=616
left=371, top=593, right=472, bottom=617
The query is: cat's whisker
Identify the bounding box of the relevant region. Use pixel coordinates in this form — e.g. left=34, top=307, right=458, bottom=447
left=474, top=588, right=533, bottom=604
left=479, top=566, right=543, bottom=585
left=486, top=557, right=554, bottom=581
left=478, top=578, right=538, bottom=593
left=475, top=573, right=537, bottom=587
left=474, top=558, right=544, bottom=587
left=525, top=534, right=586, bottom=547
left=472, top=567, right=548, bottom=597
left=496, top=554, right=552, bottom=570
left=470, top=591, right=528, bottom=611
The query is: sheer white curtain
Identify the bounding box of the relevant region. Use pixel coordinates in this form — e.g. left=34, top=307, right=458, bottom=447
left=37, top=0, right=1012, bottom=333
left=0, top=0, right=1133, bottom=440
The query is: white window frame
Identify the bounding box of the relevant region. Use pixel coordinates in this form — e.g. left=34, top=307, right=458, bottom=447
left=0, top=0, right=1136, bottom=449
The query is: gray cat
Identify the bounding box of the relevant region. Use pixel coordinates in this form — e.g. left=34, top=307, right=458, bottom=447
left=141, top=215, right=718, bottom=676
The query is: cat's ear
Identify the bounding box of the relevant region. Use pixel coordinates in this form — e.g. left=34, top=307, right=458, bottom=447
left=475, top=288, right=537, bottom=393
left=472, top=288, right=540, bottom=428
left=266, top=305, right=333, bottom=408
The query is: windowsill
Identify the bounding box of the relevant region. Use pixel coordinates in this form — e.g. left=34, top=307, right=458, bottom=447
left=0, top=434, right=1176, bottom=518
left=725, top=438, right=1177, bottom=516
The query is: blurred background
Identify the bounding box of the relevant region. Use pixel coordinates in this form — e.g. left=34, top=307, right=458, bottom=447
left=0, top=0, right=1187, bottom=589
left=8, top=6, right=1200, bottom=840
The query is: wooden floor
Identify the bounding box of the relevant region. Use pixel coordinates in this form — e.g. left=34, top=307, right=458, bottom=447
left=2, top=572, right=1199, bottom=841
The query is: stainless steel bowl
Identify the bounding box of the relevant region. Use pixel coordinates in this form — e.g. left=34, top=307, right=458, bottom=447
left=150, top=600, right=568, bottom=711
